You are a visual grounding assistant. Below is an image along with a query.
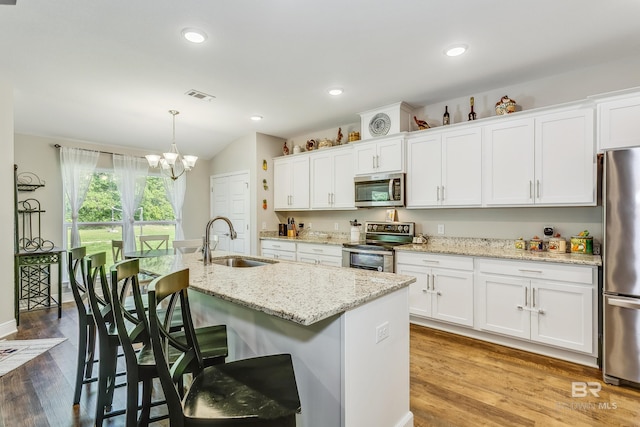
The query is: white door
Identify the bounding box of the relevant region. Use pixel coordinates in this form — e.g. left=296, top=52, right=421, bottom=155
left=331, top=149, right=355, bottom=208
left=210, top=171, right=250, bottom=255
left=442, top=127, right=482, bottom=206
left=534, top=109, right=595, bottom=205
left=530, top=280, right=593, bottom=353
left=377, top=138, right=404, bottom=173
left=397, top=263, right=431, bottom=318
left=431, top=268, right=474, bottom=327
left=406, top=135, right=442, bottom=207
left=477, top=273, right=530, bottom=339
left=483, top=118, right=535, bottom=205
left=310, top=152, right=333, bottom=208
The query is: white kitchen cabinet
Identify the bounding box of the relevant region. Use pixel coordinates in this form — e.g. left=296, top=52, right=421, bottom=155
left=353, top=136, right=404, bottom=175
left=273, top=155, right=310, bottom=210
left=310, top=146, right=355, bottom=209
left=396, top=252, right=474, bottom=327
left=483, top=108, right=595, bottom=206
left=296, top=243, right=343, bottom=267
left=476, top=258, right=595, bottom=354
left=598, top=92, right=640, bottom=151
left=260, top=239, right=296, bottom=261
left=406, top=127, right=482, bottom=207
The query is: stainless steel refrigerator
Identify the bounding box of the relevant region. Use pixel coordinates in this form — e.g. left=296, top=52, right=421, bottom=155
left=604, top=147, right=640, bottom=386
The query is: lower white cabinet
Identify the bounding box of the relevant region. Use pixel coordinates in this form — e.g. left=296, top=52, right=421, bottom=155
left=296, top=243, right=342, bottom=267
left=396, top=252, right=474, bottom=327
left=260, top=240, right=296, bottom=261
left=476, top=258, right=595, bottom=354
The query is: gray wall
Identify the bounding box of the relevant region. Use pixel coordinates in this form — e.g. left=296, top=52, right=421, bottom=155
left=1, top=81, right=15, bottom=336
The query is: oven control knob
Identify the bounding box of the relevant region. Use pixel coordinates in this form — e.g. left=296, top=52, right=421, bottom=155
left=377, top=266, right=383, bottom=272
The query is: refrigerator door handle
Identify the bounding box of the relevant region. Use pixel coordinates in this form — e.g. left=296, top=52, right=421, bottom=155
left=608, top=297, right=640, bottom=310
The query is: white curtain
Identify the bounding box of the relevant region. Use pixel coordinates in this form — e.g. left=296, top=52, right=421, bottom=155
left=113, top=154, right=149, bottom=253
left=163, top=174, right=187, bottom=240
left=60, top=147, right=100, bottom=248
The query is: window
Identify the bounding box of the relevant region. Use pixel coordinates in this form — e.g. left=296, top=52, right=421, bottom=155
left=64, top=170, right=176, bottom=265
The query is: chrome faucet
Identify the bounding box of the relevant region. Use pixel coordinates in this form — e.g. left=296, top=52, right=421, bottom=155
left=203, top=216, right=237, bottom=265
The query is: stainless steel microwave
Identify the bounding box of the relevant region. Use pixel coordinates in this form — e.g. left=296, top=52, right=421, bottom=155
left=354, top=173, right=405, bottom=207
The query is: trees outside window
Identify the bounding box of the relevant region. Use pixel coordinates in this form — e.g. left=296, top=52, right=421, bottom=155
left=64, top=171, right=176, bottom=265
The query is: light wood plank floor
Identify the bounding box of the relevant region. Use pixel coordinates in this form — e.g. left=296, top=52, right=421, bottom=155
left=2, top=304, right=640, bottom=426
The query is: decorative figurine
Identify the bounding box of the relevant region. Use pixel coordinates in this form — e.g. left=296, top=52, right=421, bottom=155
left=468, top=97, right=477, bottom=121
left=283, top=141, right=289, bottom=155
left=336, top=127, right=343, bottom=145
left=413, top=116, right=430, bottom=130
left=306, top=139, right=316, bottom=151
left=495, top=95, right=517, bottom=115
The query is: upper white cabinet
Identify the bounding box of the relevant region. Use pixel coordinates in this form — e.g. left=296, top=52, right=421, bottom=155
left=597, top=92, right=640, bottom=151
left=483, top=108, right=595, bottom=206
left=353, top=136, right=405, bottom=175
left=274, top=155, right=310, bottom=210
left=406, top=127, right=482, bottom=208
left=310, top=146, right=355, bottom=209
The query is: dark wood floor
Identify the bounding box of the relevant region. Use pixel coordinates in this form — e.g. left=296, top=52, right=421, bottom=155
left=2, top=304, right=640, bottom=426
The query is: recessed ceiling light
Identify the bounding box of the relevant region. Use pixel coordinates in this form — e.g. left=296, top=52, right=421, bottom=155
left=182, top=28, right=207, bottom=44
left=328, top=88, right=343, bottom=96
left=444, top=44, right=468, bottom=57
left=250, top=115, right=263, bottom=121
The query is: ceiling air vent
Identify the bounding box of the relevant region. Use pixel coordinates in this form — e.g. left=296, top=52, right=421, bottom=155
left=185, top=89, right=215, bottom=102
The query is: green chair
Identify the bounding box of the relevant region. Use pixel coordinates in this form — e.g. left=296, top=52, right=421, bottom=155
left=147, top=268, right=301, bottom=427
left=68, top=247, right=97, bottom=405
left=110, top=259, right=229, bottom=426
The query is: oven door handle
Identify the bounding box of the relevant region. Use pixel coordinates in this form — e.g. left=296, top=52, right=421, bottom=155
left=342, top=248, right=394, bottom=256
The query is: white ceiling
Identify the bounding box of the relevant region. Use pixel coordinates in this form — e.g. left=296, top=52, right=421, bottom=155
left=1, top=0, right=640, bottom=160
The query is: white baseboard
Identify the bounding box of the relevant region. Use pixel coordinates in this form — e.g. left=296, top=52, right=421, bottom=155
left=0, top=318, right=17, bottom=338
left=396, top=412, right=414, bottom=427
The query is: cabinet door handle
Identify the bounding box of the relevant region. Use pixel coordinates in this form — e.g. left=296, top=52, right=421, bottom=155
left=529, top=181, right=533, bottom=199
left=441, top=186, right=445, bottom=201
left=272, top=244, right=281, bottom=248
left=524, top=288, right=528, bottom=307
left=532, top=288, right=536, bottom=307
left=372, top=156, right=376, bottom=169
left=422, top=259, right=440, bottom=264
left=331, top=193, right=335, bottom=204
left=328, top=193, right=331, bottom=204
left=518, top=269, right=543, bottom=274
left=422, top=288, right=428, bottom=293
left=376, top=155, right=380, bottom=169
left=436, top=186, right=440, bottom=201
left=312, top=248, right=323, bottom=252
left=536, top=180, right=541, bottom=198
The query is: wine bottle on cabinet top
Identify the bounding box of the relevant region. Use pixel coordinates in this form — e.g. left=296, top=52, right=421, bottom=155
left=468, top=97, right=477, bottom=121
left=443, top=106, right=450, bottom=125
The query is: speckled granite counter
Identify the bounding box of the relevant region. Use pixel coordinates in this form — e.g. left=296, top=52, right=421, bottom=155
left=394, top=237, right=602, bottom=266
left=139, top=251, right=415, bottom=326
left=259, top=230, right=355, bottom=246
left=139, top=250, right=415, bottom=426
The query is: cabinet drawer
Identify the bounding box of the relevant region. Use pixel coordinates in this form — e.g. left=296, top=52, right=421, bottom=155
left=476, top=258, right=594, bottom=284
left=260, top=239, right=296, bottom=252
left=395, top=252, right=473, bottom=271
left=296, top=243, right=343, bottom=257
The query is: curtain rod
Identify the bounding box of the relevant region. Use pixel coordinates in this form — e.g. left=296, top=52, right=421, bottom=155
left=53, top=144, right=147, bottom=159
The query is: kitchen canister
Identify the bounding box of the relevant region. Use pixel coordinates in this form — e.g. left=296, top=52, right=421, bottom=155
left=548, top=237, right=567, bottom=253
left=571, top=236, right=593, bottom=254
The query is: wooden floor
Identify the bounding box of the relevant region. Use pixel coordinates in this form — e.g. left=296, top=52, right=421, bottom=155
left=2, top=304, right=640, bottom=426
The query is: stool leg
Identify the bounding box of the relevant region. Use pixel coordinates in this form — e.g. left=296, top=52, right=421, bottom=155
left=138, top=377, right=153, bottom=426
left=73, top=319, right=88, bottom=405
left=85, top=321, right=97, bottom=378
left=95, top=345, right=118, bottom=426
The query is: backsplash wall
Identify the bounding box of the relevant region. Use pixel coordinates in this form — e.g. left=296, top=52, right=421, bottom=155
left=276, top=206, right=603, bottom=242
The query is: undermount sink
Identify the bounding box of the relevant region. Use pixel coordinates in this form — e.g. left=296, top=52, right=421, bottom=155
left=210, top=256, right=277, bottom=268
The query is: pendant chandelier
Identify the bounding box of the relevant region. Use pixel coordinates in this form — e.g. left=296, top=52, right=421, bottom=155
left=145, top=110, right=198, bottom=181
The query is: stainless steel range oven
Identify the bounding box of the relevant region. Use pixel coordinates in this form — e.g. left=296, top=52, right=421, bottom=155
left=342, top=221, right=414, bottom=273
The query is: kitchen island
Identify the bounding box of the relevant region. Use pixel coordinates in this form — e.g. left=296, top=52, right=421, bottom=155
left=140, top=252, right=416, bottom=427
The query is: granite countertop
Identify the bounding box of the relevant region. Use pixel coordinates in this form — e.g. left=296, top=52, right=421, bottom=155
left=394, top=237, right=602, bottom=266
left=259, top=230, right=354, bottom=246
left=139, top=251, right=416, bottom=326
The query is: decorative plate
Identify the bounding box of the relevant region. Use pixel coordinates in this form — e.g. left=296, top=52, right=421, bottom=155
left=369, top=113, right=391, bottom=136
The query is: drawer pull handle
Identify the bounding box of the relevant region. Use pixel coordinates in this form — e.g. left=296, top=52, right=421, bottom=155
left=312, top=248, right=323, bottom=252
left=422, top=260, right=440, bottom=264
left=273, top=244, right=281, bottom=248
left=518, top=269, right=542, bottom=274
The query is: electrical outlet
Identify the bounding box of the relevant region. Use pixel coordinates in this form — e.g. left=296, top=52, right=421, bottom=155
left=376, top=321, right=390, bottom=343
left=334, top=222, right=339, bottom=231
left=262, top=221, right=267, bottom=230
left=437, top=224, right=445, bottom=235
